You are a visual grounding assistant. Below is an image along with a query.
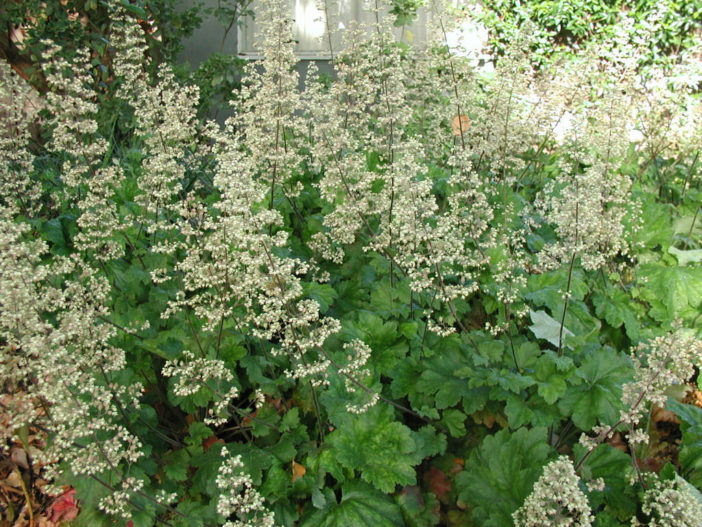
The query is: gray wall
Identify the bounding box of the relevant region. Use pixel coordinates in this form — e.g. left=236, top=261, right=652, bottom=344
left=178, top=0, right=238, bottom=66
left=178, top=0, right=335, bottom=85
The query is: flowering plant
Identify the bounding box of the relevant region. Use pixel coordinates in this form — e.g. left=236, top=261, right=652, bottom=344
left=1, top=0, right=701, bottom=526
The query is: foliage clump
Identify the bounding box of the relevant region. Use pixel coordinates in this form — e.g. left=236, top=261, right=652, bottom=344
left=1, top=0, right=701, bottom=526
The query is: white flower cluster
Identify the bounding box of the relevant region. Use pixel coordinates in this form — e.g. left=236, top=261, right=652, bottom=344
left=163, top=351, right=235, bottom=397
left=216, top=452, right=276, bottom=527
left=162, top=0, right=343, bottom=390
left=0, top=62, right=40, bottom=215
left=0, top=209, right=144, bottom=513
left=112, top=9, right=204, bottom=248
left=636, top=476, right=702, bottom=527
left=229, top=0, right=306, bottom=199
left=99, top=476, right=145, bottom=519
left=578, top=326, right=701, bottom=468
left=580, top=328, right=702, bottom=453
left=573, top=326, right=701, bottom=524
left=41, top=41, right=125, bottom=260
left=620, top=324, right=702, bottom=445
left=338, top=339, right=379, bottom=414
left=535, top=40, right=639, bottom=272
left=306, top=1, right=511, bottom=332
left=513, top=456, right=594, bottom=527
left=162, top=351, right=240, bottom=426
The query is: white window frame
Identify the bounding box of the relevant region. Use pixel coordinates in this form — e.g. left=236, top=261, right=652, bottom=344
left=237, top=0, right=430, bottom=60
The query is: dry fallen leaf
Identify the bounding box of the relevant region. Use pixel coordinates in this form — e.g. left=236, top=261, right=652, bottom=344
left=607, top=432, right=628, bottom=453
left=652, top=405, right=681, bottom=442
left=47, top=488, right=79, bottom=523
left=449, top=458, right=464, bottom=475
left=291, top=459, right=306, bottom=482
left=202, top=435, right=224, bottom=452
left=4, top=470, right=23, bottom=488
left=471, top=409, right=496, bottom=429
left=242, top=409, right=258, bottom=428
left=11, top=447, right=29, bottom=470
left=451, top=114, right=470, bottom=136
left=424, top=466, right=451, bottom=503
left=652, top=405, right=679, bottom=425
left=682, top=386, right=702, bottom=409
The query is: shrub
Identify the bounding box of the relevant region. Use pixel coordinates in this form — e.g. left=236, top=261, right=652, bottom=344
left=476, top=0, right=702, bottom=68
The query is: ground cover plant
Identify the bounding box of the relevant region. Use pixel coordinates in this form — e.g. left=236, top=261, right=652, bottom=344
left=1, top=0, right=702, bottom=525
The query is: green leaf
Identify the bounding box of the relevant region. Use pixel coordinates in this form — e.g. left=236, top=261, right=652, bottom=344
left=250, top=405, right=281, bottom=438
left=190, top=445, right=225, bottom=497
left=71, top=468, right=156, bottom=526
left=173, top=501, right=214, bottom=527
left=280, top=407, right=300, bottom=432
left=68, top=470, right=119, bottom=527
left=155, top=336, right=184, bottom=360
left=40, top=218, right=66, bottom=246
left=186, top=422, right=213, bottom=447
left=370, top=279, right=411, bottom=318
left=261, top=462, right=289, bottom=498
left=526, top=267, right=587, bottom=306
left=456, top=427, right=553, bottom=527
left=667, top=398, right=702, bottom=488
left=311, top=487, right=333, bottom=509
left=592, top=289, right=640, bottom=340
left=270, top=433, right=297, bottom=462
left=315, top=448, right=346, bottom=483
left=303, top=282, right=338, bottom=313
left=399, top=321, right=418, bottom=339
left=326, top=404, right=421, bottom=493
left=388, top=358, right=442, bottom=420
left=504, top=395, right=534, bottom=429
left=226, top=443, right=273, bottom=486
left=163, top=449, right=190, bottom=482
left=529, top=309, right=573, bottom=349
left=514, top=341, right=541, bottom=370
left=637, top=197, right=673, bottom=249
left=341, top=312, right=408, bottom=373
left=413, top=345, right=486, bottom=411
left=526, top=269, right=600, bottom=345
left=537, top=374, right=567, bottom=405
left=111, top=262, right=151, bottom=301
left=558, top=348, right=631, bottom=430
left=412, top=426, right=447, bottom=459
left=441, top=409, right=467, bottom=438
left=119, top=0, right=148, bottom=19
left=370, top=177, right=386, bottom=193
left=390, top=356, right=420, bottom=398
left=396, top=486, right=440, bottom=527
left=219, top=342, right=246, bottom=362
left=129, top=504, right=158, bottom=527
left=299, top=481, right=404, bottom=527
left=594, top=511, right=629, bottom=527
left=666, top=398, right=702, bottom=435
left=477, top=339, right=505, bottom=365
left=673, top=212, right=702, bottom=245
left=639, top=263, right=702, bottom=321
left=485, top=369, right=536, bottom=394
left=320, top=373, right=383, bottom=427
